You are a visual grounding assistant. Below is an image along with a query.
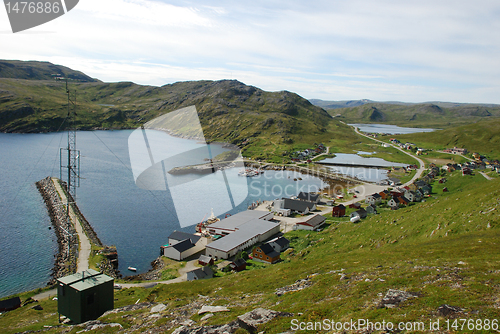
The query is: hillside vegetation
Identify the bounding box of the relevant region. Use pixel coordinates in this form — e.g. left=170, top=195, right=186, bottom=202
left=1, top=171, right=499, bottom=333
left=0, top=60, right=371, bottom=162
left=0, top=60, right=98, bottom=82
left=394, top=118, right=500, bottom=159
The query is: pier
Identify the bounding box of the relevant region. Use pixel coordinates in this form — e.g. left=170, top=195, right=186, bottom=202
left=36, top=177, right=119, bottom=284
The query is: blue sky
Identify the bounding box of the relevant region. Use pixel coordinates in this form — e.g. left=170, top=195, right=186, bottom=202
left=1, top=0, right=500, bottom=103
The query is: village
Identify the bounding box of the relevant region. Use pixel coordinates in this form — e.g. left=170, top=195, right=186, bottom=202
left=153, top=140, right=499, bottom=284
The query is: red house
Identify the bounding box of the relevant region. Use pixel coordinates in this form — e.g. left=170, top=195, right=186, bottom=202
left=349, top=202, right=361, bottom=209
left=332, top=204, right=346, bottom=217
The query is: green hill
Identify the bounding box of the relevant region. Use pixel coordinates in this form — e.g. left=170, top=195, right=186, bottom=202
left=395, top=118, right=500, bottom=159
left=1, top=171, right=499, bottom=333
left=0, top=60, right=368, bottom=162
left=0, top=60, right=99, bottom=82
left=326, top=102, right=500, bottom=128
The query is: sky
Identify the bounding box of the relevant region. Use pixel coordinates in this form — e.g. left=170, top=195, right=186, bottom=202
left=1, top=0, right=500, bottom=103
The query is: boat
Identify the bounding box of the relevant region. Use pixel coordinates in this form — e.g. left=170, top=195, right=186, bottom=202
left=128, top=266, right=137, bottom=272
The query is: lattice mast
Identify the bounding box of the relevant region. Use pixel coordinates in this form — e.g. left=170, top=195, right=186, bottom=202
left=60, top=79, right=80, bottom=202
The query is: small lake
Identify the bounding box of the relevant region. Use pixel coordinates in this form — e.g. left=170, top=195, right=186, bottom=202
left=320, top=153, right=408, bottom=182
left=349, top=123, right=436, bottom=134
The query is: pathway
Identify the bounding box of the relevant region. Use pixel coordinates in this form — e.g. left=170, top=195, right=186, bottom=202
left=52, top=177, right=91, bottom=273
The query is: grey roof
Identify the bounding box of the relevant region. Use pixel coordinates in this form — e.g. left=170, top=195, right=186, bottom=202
left=209, top=211, right=272, bottom=231
left=283, top=198, right=315, bottom=213
left=270, top=237, right=290, bottom=248
left=169, top=231, right=201, bottom=244
left=57, top=269, right=113, bottom=291
left=198, top=255, right=212, bottom=263
left=190, top=266, right=213, bottom=279
left=371, top=193, right=382, bottom=199
left=231, top=258, right=247, bottom=268
left=334, top=204, right=346, bottom=209
left=206, top=219, right=279, bottom=253
left=298, top=214, right=326, bottom=227
left=258, top=243, right=280, bottom=258
left=171, top=239, right=195, bottom=253
left=297, top=192, right=320, bottom=202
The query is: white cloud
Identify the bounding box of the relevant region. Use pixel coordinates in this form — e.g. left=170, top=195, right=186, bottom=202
left=1, top=0, right=500, bottom=103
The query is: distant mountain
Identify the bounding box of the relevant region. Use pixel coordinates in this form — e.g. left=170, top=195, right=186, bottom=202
left=312, top=99, right=500, bottom=128
left=310, top=98, right=500, bottom=110
left=0, top=60, right=362, bottom=161
left=0, top=60, right=99, bottom=82
left=309, top=99, right=373, bottom=109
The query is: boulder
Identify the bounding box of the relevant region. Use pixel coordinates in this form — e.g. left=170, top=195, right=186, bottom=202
left=151, top=303, right=167, bottom=313
left=237, top=308, right=293, bottom=333
left=198, top=305, right=230, bottom=315
left=437, top=304, right=464, bottom=317
left=378, top=289, right=418, bottom=308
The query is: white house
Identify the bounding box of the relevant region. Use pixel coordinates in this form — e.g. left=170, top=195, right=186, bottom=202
left=161, top=231, right=208, bottom=261
left=205, top=211, right=280, bottom=260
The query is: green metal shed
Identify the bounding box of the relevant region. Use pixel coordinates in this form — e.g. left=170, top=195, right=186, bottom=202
left=57, top=269, right=114, bottom=323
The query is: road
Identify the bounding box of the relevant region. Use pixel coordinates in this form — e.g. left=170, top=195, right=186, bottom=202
left=52, top=178, right=91, bottom=273
left=352, top=126, right=426, bottom=187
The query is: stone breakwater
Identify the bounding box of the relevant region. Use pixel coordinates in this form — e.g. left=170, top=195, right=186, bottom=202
left=36, top=177, right=78, bottom=284
left=36, top=177, right=120, bottom=283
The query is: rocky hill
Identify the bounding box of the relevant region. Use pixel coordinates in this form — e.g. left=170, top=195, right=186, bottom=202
left=0, top=60, right=359, bottom=162
left=0, top=60, right=99, bottom=82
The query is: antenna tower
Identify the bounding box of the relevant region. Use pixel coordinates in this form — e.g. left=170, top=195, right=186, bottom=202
left=60, top=79, right=80, bottom=202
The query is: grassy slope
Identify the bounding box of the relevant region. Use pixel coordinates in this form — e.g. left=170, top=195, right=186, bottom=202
left=2, top=172, right=499, bottom=333
left=393, top=118, right=500, bottom=159
left=329, top=102, right=500, bottom=129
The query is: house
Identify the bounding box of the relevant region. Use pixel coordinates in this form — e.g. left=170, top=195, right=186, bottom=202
left=388, top=198, right=400, bottom=210
left=365, top=193, right=382, bottom=205
left=349, top=202, right=361, bottom=209
left=397, top=196, right=410, bottom=206
left=404, top=190, right=421, bottom=202
left=332, top=204, right=346, bottom=217
left=269, top=236, right=290, bottom=253
left=0, top=297, right=21, bottom=312
left=420, top=184, right=432, bottom=195
left=252, top=243, right=280, bottom=264
left=388, top=177, right=401, bottom=186
left=57, top=269, right=114, bottom=324
left=378, top=190, right=392, bottom=200
left=297, top=192, right=321, bottom=203
left=198, top=254, right=214, bottom=266
left=390, top=189, right=404, bottom=198
left=161, top=231, right=207, bottom=261
left=294, top=214, right=326, bottom=231
left=365, top=204, right=377, bottom=214
left=205, top=213, right=280, bottom=260
left=230, top=258, right=247, bottom=272
left=462, top=167, right=472, bottom=176
left=350, top=208, right=367, bottom=220
left=187, top=266, right=214, bottom=281
left=274, top=198, right=316, bottom=215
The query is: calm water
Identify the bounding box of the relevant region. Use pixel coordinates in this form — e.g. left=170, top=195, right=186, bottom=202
left=349, top=123, right=435, bottom=134
left=0, top=130, right=326, bottom=298
left=322, top=153, right=408, bottom=182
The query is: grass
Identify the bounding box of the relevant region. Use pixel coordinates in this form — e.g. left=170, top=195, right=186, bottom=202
left=2, top=170, right=498, bottom=333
